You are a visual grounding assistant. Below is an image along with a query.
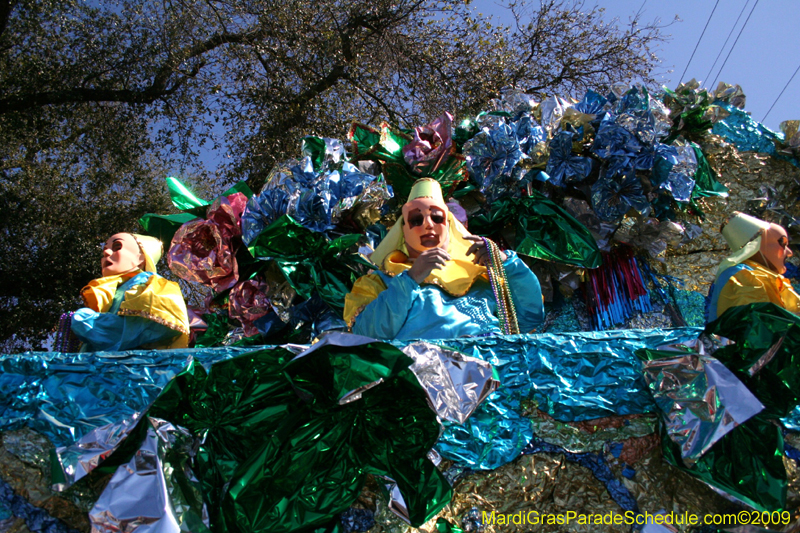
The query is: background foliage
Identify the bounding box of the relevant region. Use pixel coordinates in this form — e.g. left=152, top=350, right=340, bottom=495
left=0, top=0, right=666, bottom=350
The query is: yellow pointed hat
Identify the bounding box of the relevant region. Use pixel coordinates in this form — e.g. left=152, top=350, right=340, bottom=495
left=131, top=234, right=164, bottom=273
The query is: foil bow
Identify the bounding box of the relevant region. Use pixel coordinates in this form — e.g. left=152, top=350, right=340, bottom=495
left=168, top=194, right=246, bottom=292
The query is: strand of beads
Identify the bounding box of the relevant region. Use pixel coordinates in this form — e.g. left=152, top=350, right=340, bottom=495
left=54, top=312, right=80, bottom=353
left=481, top=237, right=520, bottom=335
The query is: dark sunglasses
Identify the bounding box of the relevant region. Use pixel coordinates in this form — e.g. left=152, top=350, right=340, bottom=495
left=408, top=212, right=446, bottom=228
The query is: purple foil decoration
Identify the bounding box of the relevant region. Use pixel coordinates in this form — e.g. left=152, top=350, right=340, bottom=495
left=168, top=195, right=243, bottom=292
left=228, top=279, right=272, bottom=337
left=402, top=112, right=454, bottom=176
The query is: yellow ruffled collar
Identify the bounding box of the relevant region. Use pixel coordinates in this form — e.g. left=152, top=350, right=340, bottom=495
left=382, top=250, right=487, bottom=297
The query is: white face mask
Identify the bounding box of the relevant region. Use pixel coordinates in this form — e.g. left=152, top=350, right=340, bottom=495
left=101, top=233, right=144, bottom=277
left=402, top=198, right=449, bottom=258
left=759, top=224, right=793, bottom=274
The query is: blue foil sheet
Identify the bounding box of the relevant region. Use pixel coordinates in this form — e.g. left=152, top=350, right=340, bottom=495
left=573, top=90, right=608, bottom=124
left=463, top=121, right=528, bottom=199
left=514, top=114, right=547, bottom=155
left=712, top=102, right=781, bottom=155
left=651, top=144, right=698, bottom=203
left=591, top=170, right=651, bottom=222
left=0, top=347, right=252, bottom=446
left=591, top=113, right=644, bottom=176
left=545, top=131, right=593, bottom=187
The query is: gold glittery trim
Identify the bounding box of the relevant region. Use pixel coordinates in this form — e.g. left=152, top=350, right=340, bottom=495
left=117, top=309, right=190, bottom=335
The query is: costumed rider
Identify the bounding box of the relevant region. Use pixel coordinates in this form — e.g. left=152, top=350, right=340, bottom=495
left=70, top=233, right=190, bottom=351
left=344, top=178, right=544, bottom=340
left=706, top=211, right=799, bottom=322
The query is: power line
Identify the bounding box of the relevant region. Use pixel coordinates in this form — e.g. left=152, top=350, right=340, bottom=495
left=762, top=61, right=800, bottom=123
left=678, top=0, right=719, bottom=85
left=711, top=0, right=760, bottom=88
left=703, top=0, right=749, bottom=85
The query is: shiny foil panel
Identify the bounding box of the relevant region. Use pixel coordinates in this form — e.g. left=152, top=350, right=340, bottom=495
left=641, top=351, right=764, bottom=464
left=402, top=342, right=498, bottom=425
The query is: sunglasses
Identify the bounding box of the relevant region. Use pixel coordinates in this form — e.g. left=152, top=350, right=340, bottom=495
left=778, top=236, right=790, bottom=248
left=408, top=212, right=446, bottom=228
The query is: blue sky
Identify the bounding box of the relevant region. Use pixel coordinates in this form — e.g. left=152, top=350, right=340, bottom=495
left=473, top=0, right=798, bottom=133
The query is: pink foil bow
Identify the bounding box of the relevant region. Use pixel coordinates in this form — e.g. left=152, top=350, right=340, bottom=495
left=402, top=112, right=454, bottom=175
left=167, top=193, right=247, bottom=292
left=228, top=279, right=272, bottom=337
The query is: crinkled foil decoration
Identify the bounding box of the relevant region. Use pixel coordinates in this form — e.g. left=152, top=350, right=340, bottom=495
left=613, top=217, right=685, bottom=259
left=652, top=143, right=698, bottom=202
left=168, top=195, right=244, bottom=292
left=614, top=86, right=670, bottom=145
left=573, top=89, right=608, bottom=119
left=781, top=120, right=800, bottom=149
left=403, top=112, right=455, bottom=176
left=545, top=131, right=593, bottom=187
left=712, top=103, right=781, bottom=155
left=591, top=169, right=650, bottom=222
left=0, top=347, right=252, bottom=446
left=301, top=135, right=344, bottom=171
left=513, top=114, right=548, bottom=157
left=526, top=409, right=657, bottom=454
left=591, top=113, right=644, bottom=176
left=228, top=278, right=273, bottom=337
left=89, top=417, right=208, bottom=533
left=242, top=156, right=379, bottom=237
left=402, top=342, right=499, bottom=425
left=713, top=81, right=746, bottom=109
left=463, top=121, right=528, bottom=200
left=433, top=453, right=624, bottom=533
left=640, top=351, right=764, bottom=465
left=487, top=87, right=538, bottom=119
left=54, top=413, right=140, bottom=489
left=561, top=197, right=616, bottom=251
left=522, top=437, right=638, bottom=512
left=538, top=95, right=570, bottom=134
left=0, top=427, right=91, bottom=532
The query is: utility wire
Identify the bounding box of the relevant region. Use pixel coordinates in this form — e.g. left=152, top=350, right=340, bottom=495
left=704, top=0, right=749, bottom=85
left=762, top=61, right=800, bottom=123
left=678, top=0, right=719, bottom=85
left=711, top=0, right=760, bottom=88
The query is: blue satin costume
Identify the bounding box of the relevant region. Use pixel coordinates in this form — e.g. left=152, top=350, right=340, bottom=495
left=71, top=272, right=185, bottom=352
left=351, top=251, right=544, bottom=340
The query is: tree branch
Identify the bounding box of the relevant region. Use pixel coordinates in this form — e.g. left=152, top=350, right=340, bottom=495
left=0, top=26, right=268, bottom=114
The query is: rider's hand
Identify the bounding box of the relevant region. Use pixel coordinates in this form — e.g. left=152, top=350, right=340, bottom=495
left=465, top=235, right=507, bottom=265
left=408, top=248, right=451, bottom=284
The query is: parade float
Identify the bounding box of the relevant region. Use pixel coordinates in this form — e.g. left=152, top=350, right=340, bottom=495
left=1, top=79, right=799, bottom=532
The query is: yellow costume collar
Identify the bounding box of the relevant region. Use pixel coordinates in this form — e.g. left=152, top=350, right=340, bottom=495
left=372, top=212, right=487, bottom=296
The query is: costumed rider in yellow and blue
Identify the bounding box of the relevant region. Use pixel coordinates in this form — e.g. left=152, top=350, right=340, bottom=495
left=70, top=233, right=190, bottom=351
left=344, top=178, right=544, bottom=340
left=706, top=211, right=800, bottom=322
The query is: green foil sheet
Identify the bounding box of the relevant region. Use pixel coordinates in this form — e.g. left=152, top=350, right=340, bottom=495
left=661, top=414, right=787, bottom=512
left=246, top=215, right=373, bottom=312
left=705, top=303, right=800, bottom=419
left=470, top=193, right=602, bottom=268
left=144, top=334, right=451, bottom=532
left=348, top=123, right=467, bottom=201
left=138, top=212, right=200, bottom=246
left=690, top=144, right=728, bottom=199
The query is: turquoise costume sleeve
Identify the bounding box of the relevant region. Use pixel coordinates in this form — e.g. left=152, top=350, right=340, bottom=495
left=71, top=308, right=180, bottom=352
left=352, top=271, right=420, bottom=340
left=503, top=250, right=545, bottom=332
left=352, top=251, right=544, bottom=341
